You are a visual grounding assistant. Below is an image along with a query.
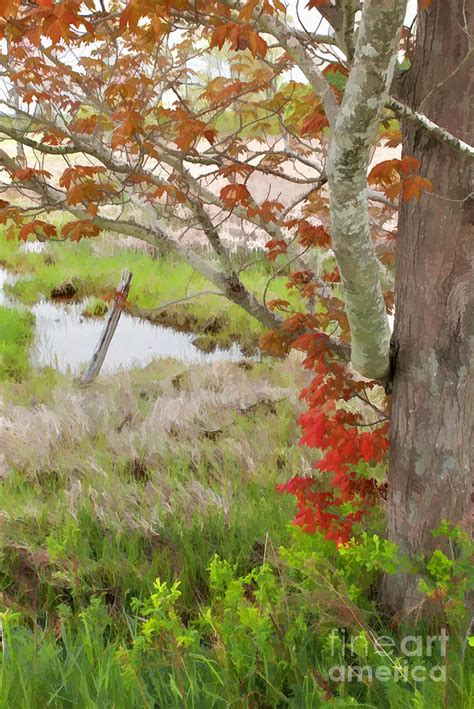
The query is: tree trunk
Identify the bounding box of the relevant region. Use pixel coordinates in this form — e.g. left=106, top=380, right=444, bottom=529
left=384, top=1, right=473, bottom=615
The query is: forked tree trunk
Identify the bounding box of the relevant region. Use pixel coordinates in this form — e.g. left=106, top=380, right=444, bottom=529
left=384, top=1, right=473, bottom=615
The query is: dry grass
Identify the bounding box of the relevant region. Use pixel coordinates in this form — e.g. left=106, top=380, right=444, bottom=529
left=0, top=355, right=310, bottom=533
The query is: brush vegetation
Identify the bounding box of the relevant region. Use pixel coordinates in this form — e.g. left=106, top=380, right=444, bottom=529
left=0, top=358, right=472, bottom=707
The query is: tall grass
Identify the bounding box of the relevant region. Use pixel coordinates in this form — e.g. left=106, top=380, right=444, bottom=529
left=0, top=359, right=304, bottom=614
left=1, top=535, right=472, bottom=708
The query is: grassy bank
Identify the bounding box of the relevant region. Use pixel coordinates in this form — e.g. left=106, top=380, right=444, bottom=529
left=0, top=235, right=301, bottom=353
left=0, top=305, right=35, bottom=381
left=0, top=358, right=307, bottom=617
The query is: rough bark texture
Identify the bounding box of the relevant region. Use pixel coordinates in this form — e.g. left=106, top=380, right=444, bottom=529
left=385, top=0, right=473, bottom=616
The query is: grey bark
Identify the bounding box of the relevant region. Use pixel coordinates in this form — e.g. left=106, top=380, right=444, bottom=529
left=327, top=0, right=407, bottom=380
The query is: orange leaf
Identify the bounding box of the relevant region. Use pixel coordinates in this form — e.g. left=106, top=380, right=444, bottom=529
left=259, top=330, right=291, bottom=357
left=267, top=298, right=290, bottom=311
left=248, top=29, right=268, bottom=58
left=66, top=180, right=116, bottom=206
left=301, top=111, right=329, bottom=137
left=119, top=1, right=142, bottom=32
left=298, top=222, right=331, bottom=249
left=368, top=159, right=400, bottom=185
left=385, top=182, right=402, bottom=201
left=306, top=0, right=330, bottom=8
left=219, top=164, right=254, bottom=179
left=61, top=220, right=102, bottom=242
left=210, top=23, right=233, bottom=51
left=59, top=166, right=106, bottom=191
left=265, top=238, right=287, bottom=260
left=0, top=0, right=19, bottom=20
left=18, top=220, right=57, bottom=241
left=399, top=155, right=420, bottom=176
left=402, top=175, right=433, bottom=202
left=11, top=167, right=52, bottom=181
left=282, top=313, right=308, bottom=332
left=220, top=183, right=251, bottom=208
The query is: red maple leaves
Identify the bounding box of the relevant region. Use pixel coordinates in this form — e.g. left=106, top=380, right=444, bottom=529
left=369, top=156, right=432, bottom=202
left=261, top=217, right=391, bottom=545
left=278, top=353, right=389, bottom=545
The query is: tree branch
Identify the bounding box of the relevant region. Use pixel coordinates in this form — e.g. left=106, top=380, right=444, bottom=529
left=327, top=0, right=407, bottom=381
left=254, top=14, right=340, bottom=128
left=386, top=97, right=474, bottom=158
left=0, top=123, right=79, bottom=155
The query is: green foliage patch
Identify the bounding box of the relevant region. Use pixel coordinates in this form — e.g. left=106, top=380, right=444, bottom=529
left=0, top=305, right=35, bottom=381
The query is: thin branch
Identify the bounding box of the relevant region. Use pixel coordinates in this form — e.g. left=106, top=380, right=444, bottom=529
left=131, top=290, right=227, bottom=317
left=0, top=124, right=79, bottom=155
left=387, top=97, right=474, bottom=158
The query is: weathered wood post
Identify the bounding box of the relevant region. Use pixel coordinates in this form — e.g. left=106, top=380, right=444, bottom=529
left=80, top=269, right=133, bottom=385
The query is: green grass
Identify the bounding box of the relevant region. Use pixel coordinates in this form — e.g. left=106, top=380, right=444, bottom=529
left=0, top=234, right=301, bottom=352
left=0, top=359, right=307, bottom=705
left=81, top=296, right=109, bottom=318
left=0, top=305, right=35, bottom=381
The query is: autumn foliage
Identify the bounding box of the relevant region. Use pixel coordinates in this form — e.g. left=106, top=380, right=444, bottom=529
left=262, top=249, right=390, bottom=545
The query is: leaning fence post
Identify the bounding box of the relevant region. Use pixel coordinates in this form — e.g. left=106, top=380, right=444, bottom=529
left=80, top=269, right=133, bottom=385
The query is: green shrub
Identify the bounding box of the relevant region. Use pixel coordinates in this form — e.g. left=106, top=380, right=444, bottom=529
left=1, top=529, right=472, bottom=708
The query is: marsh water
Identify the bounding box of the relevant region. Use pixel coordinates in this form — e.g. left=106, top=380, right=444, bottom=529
left=0, top=266, right=248, bottom=374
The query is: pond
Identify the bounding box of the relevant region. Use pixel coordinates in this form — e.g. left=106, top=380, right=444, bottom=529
left=0, top=268, right=250, bottom=374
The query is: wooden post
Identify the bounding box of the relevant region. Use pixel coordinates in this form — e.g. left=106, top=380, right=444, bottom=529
left=80, top=269, right=133, bottom=385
